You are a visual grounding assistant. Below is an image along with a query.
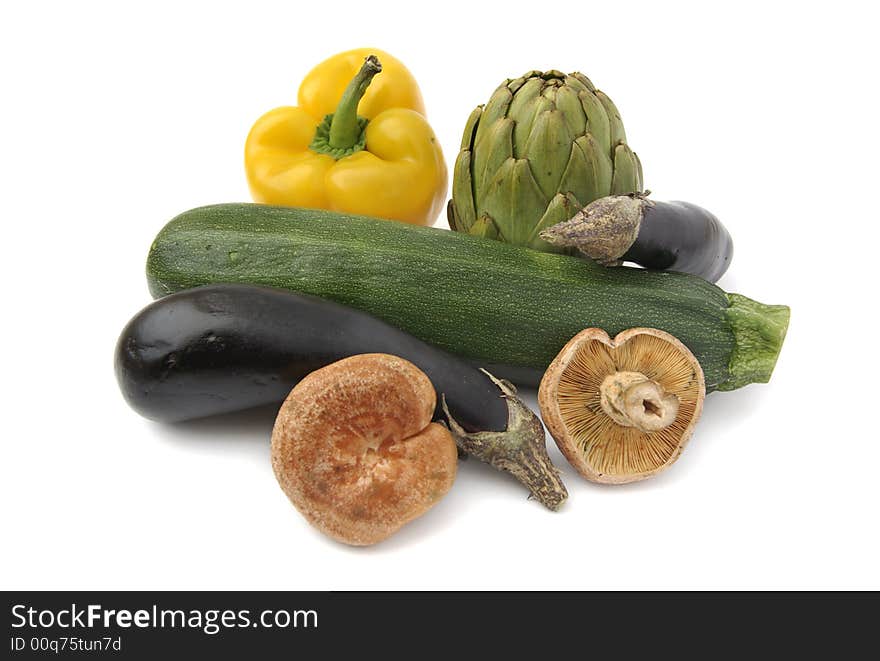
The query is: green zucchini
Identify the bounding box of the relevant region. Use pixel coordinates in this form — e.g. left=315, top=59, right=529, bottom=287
left=147, top=204, right=789, bottom=392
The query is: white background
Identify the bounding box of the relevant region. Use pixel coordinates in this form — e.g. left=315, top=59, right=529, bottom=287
left=2, top=1, right=878, bottom=590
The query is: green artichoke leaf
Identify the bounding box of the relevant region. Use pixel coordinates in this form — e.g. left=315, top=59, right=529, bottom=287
left=578, top=89, right=612, bottom=158
left=574, top=133, right=613, bottom=204
left=555, top=84, right=587, bottom=138
left=451, top=149, right=477, bottom=231
left=446, top=199, right=461, bottom=231
left=472, top=117, right=514, bottom=205
left=597, top=90, right=627, bottom=147
left=510, top=81, right=553, bottom=152
left=634, top=150, right=644, bottom=192
left=521, top=108, right=573, bottom=200
left=611, top=143, right=640, bottom=195
left=507, top=76, right=543, bottom=113
left=508, top=71, right=542, bottom=95
left=459, top=105, right=483, bottom=151
left=481, top=157, right=547, bottom=246
left=557, top=138, right=590, bottom=201
left=568, top=72, right=596, bottom=93
left=474, top=85, right=513, bottom=147
left=469, top=214, right=501, bottom=240
left=526, top=192, right=581, bottom=251
left=541, top=83, right=558, bottom=106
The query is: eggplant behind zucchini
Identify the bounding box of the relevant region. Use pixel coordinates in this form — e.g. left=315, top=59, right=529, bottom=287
left=541, top=192, right=734, bottom=283
left=115, top=284, right=567, bottom=509
left=623, top=199, right=733, bottom=283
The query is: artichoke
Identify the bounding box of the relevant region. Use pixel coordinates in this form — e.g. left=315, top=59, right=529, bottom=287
left=448, top=70, right=643, bottom=251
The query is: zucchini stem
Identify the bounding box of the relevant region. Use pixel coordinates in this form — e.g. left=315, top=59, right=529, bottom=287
left=723, top=294, right=791, bottom=391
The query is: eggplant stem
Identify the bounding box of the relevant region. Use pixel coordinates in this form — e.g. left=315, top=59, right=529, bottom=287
left=442, top=370, right=568, bottom=511
left=539, top=195, right=644, bottom=264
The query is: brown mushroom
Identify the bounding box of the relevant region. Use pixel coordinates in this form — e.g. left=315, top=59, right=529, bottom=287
left=538, top=328, right=705, bottom=484
left=271, top=354, right=458, bottom=546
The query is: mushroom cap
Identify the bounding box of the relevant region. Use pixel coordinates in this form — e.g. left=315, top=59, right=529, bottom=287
left=538, top=328, right=705, bottom=484
left=271, top=354, right=458, bottom=545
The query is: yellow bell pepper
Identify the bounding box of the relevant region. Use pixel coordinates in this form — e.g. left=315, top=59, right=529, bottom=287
left=245, top=48, right=447, bottom=226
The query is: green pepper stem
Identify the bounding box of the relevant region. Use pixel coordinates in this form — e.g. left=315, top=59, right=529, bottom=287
left=328, top=55, right=382, bottom=150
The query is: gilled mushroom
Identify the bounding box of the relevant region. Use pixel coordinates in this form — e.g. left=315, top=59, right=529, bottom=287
left=271, top=354, right=458, bottom=546
left=538, top=328, right=705, bottom=484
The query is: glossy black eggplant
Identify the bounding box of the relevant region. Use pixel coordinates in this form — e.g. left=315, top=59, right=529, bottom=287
left=115, top=284, right=567, bottom=510
left=540, top=192, right=734, bottom=283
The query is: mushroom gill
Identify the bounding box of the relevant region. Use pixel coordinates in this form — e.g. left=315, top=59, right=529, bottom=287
left=539, top=328, right=705, bottom=484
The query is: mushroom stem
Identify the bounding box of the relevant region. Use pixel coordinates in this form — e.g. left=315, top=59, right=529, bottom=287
left=442, top=371, right=568, bottom=511
left=599, top=371, right=679, bottom=433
